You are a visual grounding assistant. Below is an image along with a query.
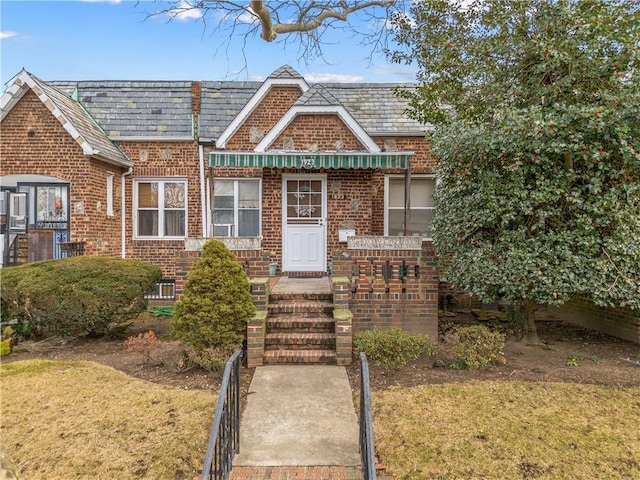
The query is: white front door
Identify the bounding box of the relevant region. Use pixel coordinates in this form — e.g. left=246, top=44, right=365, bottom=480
left=282, top=174, right=327, bottom=272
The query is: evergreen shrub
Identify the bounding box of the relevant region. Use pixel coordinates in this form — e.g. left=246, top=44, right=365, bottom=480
left=0, top=256, right=162, bottom=338
left=171, top=239, right=255, bottom=368
left=354, top=328, right=435, bottom=368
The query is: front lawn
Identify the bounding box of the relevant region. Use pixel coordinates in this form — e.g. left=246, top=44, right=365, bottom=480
left=373, top=381, right=640, bottom=479
left=0, top=360, right=216, bottom=480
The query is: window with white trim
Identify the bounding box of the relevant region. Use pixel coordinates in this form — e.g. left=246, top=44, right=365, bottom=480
left=212, top=179, right=261, bottom=237
left=106, top=172, right=114, bottom=216
left=134, top=179, right=186, bottom=238
left=385, top=175, right=436, bottom=239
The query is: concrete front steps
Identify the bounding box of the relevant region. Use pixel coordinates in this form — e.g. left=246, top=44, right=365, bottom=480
left=264, top=292, right=337, bottom=365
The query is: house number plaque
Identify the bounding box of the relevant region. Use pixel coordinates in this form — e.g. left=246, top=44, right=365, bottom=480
left=300, top=157, right=316, bottom=169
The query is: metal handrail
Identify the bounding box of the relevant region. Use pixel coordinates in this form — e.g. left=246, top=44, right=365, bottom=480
left=200, top=349, right=243, bottom=480
left=360, top=352, right=377, bottom=480
left=4, top=233, right=19, bottom=266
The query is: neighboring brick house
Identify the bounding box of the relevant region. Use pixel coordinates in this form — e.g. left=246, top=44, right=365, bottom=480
left=0, top=65, right=439, bottom=338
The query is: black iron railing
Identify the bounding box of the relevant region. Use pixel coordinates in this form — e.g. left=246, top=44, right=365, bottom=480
left=4, top=234, right=19, bottom=266
left=360, top=352, right=377, bottom=480
left=200, top=349, right=243, bottom=480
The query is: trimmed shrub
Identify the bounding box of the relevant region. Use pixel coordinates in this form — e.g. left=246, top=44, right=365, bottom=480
left=1, top=257, right=162, bottom=338
left=447, top=324, right=506, bottom=370
left=354, top=328, right=435, bottom=368
left=171, top=239, right=255, bottom=359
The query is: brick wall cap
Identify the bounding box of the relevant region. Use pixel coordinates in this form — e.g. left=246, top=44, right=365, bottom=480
left=333, top=309, right=354, bottom=322
left=249, top=277, right=270, bottom=286
left=348, top=235, right=423, bottom=250
left=331, top=277, right=351, bottom=286
left=185, top=237, right=262, bottom=251
left=249, top=311, right=268, bottom=323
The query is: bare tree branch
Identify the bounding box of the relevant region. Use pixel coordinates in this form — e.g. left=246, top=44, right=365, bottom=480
left=140, top=0, right=404, bottom=65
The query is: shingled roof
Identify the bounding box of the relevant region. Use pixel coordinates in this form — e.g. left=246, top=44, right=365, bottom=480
left=199, top=81, right=262, bottom=140
left=325, top=83, right=425, bottom=135
left=50, top=80, right=195, bottom=140
left=1, top=70, right=132, bottom=167
left=3, top=65, right=428, bottom=146
left=295, top=84, right=343, bottom=107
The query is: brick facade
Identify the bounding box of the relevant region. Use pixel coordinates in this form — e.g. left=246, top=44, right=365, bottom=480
left=4, top=70, right=637, bottom=345
left=117, top=140, right=202, bottom=277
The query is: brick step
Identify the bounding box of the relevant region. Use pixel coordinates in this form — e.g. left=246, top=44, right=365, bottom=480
left=263, top=349, right=337, bottom=365
left=265, top=332, right=336, bottom=350
left=266, top=317, right=335, bottom=333
left=270, top=292, right=333, bottom=302
left=268, top=301, right=333, bottom=316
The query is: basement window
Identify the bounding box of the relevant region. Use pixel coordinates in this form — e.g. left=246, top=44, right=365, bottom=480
left=146, top=279, right=176, bottom=300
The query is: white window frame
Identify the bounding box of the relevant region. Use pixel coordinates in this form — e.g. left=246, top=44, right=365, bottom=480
left=133, top=178, right=187, bottom=240
left=106, top=172, right=114, bottom=217
left=212, top=178, right=262, bottom=238
left=384, top=174, right=436, bottom=240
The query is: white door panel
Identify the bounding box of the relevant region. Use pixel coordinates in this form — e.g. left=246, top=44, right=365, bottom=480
left=282, top=175, right=326, bottom=272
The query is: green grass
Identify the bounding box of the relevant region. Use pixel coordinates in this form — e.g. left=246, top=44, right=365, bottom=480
left=372, top=381, right=640, bottom=479
left=0, top=360, right=216, bottom=480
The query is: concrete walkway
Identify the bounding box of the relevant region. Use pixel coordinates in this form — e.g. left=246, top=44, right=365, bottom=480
left=233, top=365, right=361, bottom=467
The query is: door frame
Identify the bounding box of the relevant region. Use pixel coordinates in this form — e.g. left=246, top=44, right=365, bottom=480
left=281, top=173, right=327, bottom=272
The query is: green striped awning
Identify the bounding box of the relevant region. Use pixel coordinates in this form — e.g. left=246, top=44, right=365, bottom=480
left=209, top=151, right=413, bottom=169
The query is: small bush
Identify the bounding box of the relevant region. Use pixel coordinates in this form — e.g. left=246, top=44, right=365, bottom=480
left=354, top=328, right=435, bottom=368
left=125, top=331, right=159, bottom=363
left=447, top=324, right=506, bottom=370
left=148, top=341, right=197, bottom=373
left=186, top=345, right=236, bottom=372
left=1, top=257, right=162, bottom=338
left=0, top=339, right=10, bottom=356
left=172, top=240, right=255, bottom=354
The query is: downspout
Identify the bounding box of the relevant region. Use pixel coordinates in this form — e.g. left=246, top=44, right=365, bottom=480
left=121, top=166, right=133, bottom=258
left=199, top=144, right=207, bottom=237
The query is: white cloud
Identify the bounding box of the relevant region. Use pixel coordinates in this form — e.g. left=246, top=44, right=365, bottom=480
left=237, top=8, right=257, bottom=25
left=0, top=31, right=19, bottom=40
left=172, top=0, right=204, bottom=21
left=304, top=72, right=364, bottom=83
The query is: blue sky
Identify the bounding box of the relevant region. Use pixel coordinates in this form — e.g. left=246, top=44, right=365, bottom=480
left=1, top=0, right=418, bottom=87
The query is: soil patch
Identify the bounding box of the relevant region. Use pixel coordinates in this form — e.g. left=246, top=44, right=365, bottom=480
left=3, top=313, right=254, bottom=394
left=347, top=318, right=640, bottom=391
left=4, top=314, right=639, bottom=392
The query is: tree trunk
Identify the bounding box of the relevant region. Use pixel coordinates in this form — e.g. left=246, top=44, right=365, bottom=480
left=510, top=299, right=542, bottom=345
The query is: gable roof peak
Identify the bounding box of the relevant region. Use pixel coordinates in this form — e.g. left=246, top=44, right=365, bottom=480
left=296, top=84, right=342, bottom=107
left=1, top=70, right=132, bottom=167
left=268, top=65, right=303, bottom=79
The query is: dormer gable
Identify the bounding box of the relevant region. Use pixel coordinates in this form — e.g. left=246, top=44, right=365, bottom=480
left=215, top=65, right=309, bottom=149
left=255, top=84, right=380, bottom=153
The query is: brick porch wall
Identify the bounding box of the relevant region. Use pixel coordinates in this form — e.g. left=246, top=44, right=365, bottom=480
left=332, top=239, right=439, bottom=341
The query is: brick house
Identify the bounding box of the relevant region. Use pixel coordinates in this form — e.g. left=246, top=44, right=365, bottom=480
left=3, top=66, right=635, bottom=352
left=1, top=65, right=440, bottom=353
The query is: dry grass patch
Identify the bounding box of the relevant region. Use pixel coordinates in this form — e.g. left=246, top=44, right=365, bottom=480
left=373, top=381, right=640, bottom=479
left=0, top=360, right=216, bottom=480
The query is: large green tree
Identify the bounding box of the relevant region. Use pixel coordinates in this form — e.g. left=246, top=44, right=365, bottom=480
left=392, top=0, right=640, bottom=343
